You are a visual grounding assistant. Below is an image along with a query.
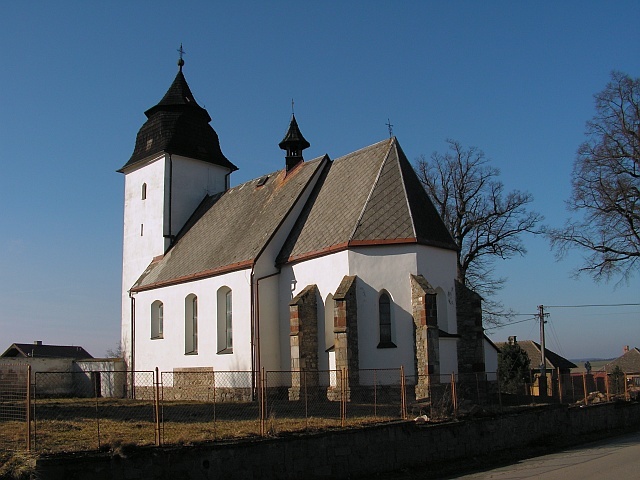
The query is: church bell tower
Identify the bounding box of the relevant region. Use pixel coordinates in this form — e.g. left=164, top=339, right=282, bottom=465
left=118, top=49, right=237, bottom=369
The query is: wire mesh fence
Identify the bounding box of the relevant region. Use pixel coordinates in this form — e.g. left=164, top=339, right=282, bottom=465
left=160, top=370, right=260, bottom=445
left=3, top=368, right=639, bottom=454
left=32, top=370, right=156, bottom=453
left=0, top=364, right=30, bottom=452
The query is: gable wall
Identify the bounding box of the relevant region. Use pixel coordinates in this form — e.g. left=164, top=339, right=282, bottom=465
left=169, top=155, right=229, bottom=237
left=131, top=269, right=252, bottom=373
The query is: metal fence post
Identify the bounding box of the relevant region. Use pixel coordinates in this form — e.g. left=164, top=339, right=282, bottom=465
left=496, top=369, right=502, bottom=411
left=341, top=368, right=346, bottom=427
left=583, top=373, right=588, bottom=405
left=154, top=367, right=161, bottom=446
left=400, top=366, right=406, bottom=420
left=259, top=368, right=266, bottom=437
left=26, top=365, right=32, bottom=452
left=451, top=373, right=458, bottom=418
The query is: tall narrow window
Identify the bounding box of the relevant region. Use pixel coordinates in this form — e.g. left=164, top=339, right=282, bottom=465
left=378, top=292, right=396, bottom=348
left=217, top=287, right=233, bottom=354
left=151, top=301, right=163, bottom=339
left=141, top=183, right=147, bottom=200
left=185, top=294, right=198, bottom=354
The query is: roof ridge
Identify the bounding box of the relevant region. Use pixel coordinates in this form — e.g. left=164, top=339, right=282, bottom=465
left=347, top=140, right=393, bottom=243
left=391, top=138, right=418, bottom=239
left=227, top=156, right=325, bottom=192
left=333, top=138, right=393, bottom=163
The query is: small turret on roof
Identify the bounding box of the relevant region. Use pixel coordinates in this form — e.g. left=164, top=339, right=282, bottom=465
left=279, top=111, right=310, bottom=172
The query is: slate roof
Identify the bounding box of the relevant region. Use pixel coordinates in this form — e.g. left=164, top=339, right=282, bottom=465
left=277, top=137, right=457, bottom=264
left=605, top=348, right=640, bottom=373
left=496, top=340, right=577, bottom=371
left=118, top=66, right=237, bottom=173
left=1, top=343, right=93, bottom=359
left=132, top=157, right=327, bottom=291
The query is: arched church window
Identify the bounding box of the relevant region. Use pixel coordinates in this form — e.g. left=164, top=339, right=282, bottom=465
left=378, top=291, right=396, bottom=348
left=185, top=294, right=198, bottom=354
left=217, top=287, right=233, bottom=354
left=151, top=301, right=163, bottom=339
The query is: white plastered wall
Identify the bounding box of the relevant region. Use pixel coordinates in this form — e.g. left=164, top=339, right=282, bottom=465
left=168, top=155, right=229, bottom=237
left=348, top=246, right=417, bottom=375
left=278, top=250, right=350, bottom=371
left=121, top=154, right=167, bottom=370
left=121, top=153, right=231, bottom=372
left=131, top=268, right=252, bottom=373
left=415, top=245, right=459, bottom=334
left=439, top=337, right=459, bottom=379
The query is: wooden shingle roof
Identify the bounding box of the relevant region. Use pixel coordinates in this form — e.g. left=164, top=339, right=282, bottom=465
left=118, top=66, right=237, bottom=173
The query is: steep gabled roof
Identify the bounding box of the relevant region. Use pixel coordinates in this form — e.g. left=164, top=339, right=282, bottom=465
left=132, top=157, right=326, bottom=291
left=277, top=137, right=457, bottom=264
left=496, top=340, right=577, bottom=371
left=1, top=343, right=93, bottom=359
left=605, top=348, right=640, bottom=373
left=118, top=67, right=237, bottom=173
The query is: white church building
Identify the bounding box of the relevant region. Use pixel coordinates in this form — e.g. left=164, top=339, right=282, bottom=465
left=119, top=58, right=487, bottom=398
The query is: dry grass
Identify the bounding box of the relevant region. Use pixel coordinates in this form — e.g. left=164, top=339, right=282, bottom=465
left=0, top=396, right=405, bottom=457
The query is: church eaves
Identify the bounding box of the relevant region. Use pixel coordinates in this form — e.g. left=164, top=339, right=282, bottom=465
left=118, top=63, right=237, bottom=173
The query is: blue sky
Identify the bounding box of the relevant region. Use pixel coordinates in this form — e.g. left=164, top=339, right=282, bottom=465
left=1, top=2, right=638, bottom=361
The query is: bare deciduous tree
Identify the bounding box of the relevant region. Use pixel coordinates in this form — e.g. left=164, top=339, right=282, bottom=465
left=416, top=140, right=542, bottom=324
left=548, top=71, right=640, bottom=281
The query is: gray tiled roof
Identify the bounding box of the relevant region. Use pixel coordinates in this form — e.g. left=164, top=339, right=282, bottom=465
left=133, top=157, right=326, bottom=290
left=277, top=138, right=457, bottom=264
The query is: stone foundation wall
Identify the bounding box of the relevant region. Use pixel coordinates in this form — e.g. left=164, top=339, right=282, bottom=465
left=35, top=402, right=640, bottom=480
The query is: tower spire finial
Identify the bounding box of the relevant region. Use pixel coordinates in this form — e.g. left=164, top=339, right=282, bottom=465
left=386, top=118, right=394, bottom=138
left=177, top=43, right=185, bottom=71
left=291, top=98, right=295, bottom=115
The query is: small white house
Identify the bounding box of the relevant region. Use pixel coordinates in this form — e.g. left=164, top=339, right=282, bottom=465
left=119, top=58, right=487, bottom=398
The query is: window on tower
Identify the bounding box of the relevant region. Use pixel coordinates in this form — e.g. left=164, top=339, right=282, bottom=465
left=141, top=183, right=147, bottom=200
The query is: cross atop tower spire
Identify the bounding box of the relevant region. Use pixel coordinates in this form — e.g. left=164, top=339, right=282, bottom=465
left=177, top=43, right=186, bottom=70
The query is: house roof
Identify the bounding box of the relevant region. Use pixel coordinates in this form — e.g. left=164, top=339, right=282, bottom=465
left=496, top=340, right=577, bottom=370
left=132, top=156, right=327, bottom=291
left=277, top=137, right=457, bottom=264
left=605, top=348, right=640, bottom=373
left=118, top=64, right=237, bottom=173
left=1, top=343, right=93, bottom=359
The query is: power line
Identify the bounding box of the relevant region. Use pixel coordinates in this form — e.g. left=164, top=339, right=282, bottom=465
left=484, top=316, right=537, bottom=331
left=545, top=303, right=640, bottom=308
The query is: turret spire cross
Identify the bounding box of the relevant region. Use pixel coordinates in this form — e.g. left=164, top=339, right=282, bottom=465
left=177, top=43, right=186, bottom=70
left=386, top=118, right=394, bottom=137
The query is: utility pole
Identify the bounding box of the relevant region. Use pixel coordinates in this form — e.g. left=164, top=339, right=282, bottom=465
left=538, top=305, right=548, bottom=397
